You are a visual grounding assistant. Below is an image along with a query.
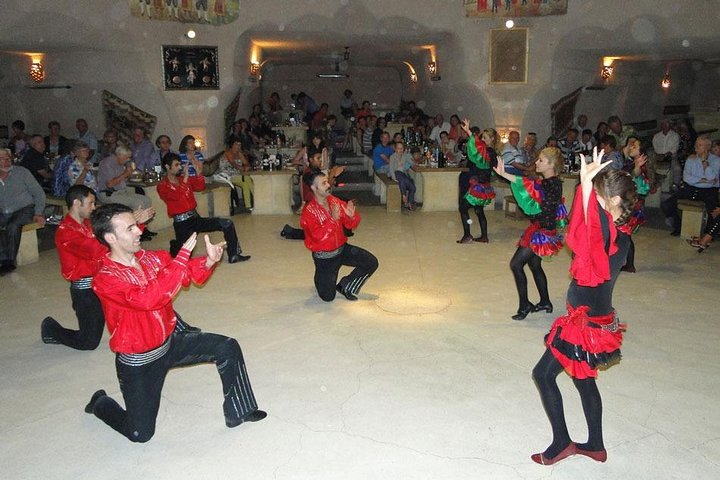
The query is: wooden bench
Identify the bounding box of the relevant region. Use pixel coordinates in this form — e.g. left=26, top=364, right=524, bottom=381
left=677, top=199, right=706, bottom=238
left=374, top=173, right=401, bottom=213
left=504, top=195, right=526, bottom=220
left=18, top=223, right=44, bottom=266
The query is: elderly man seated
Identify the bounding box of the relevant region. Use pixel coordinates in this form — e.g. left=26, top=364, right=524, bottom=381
left=501, top=131, right=532, bottom=175
left=0, top=147, right=46, bottom=275
left=97, top=145, right=152, bottom=210
left=661, top=136, right=720, bottom=236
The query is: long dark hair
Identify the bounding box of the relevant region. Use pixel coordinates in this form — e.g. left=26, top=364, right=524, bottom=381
left=593, top=169, right=638, bottom=226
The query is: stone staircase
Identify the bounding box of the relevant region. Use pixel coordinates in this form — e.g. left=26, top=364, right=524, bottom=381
left=332, top=150, right=381, bottom=206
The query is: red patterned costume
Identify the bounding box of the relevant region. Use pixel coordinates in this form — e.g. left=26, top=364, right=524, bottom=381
left=544, top=186, right=631, bottom=379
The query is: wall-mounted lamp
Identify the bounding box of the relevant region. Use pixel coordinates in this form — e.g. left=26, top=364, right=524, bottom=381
left=427, top=61, right=437, bottom=75
left=600, top=65, right=614, bottom=80
left=29, top=60, right=45, bottom=83
left=410, top=72, right=418, bottom=83
left=250, top=61, right=261, bottom=76
left=661, top=72, right=671, bottom=89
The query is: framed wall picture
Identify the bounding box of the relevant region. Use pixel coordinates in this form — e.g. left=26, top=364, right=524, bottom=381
left=489, top=28, right=528, bottom=84
left=162, top=45, right=219, bottom=90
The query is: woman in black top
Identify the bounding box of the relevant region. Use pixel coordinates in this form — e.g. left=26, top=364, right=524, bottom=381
left=494, top=147, right=566, bottom=320
left=529, top=148, right=637, bottom=466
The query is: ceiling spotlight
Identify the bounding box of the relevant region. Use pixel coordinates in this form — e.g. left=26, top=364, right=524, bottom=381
left=505, top=19, right=514, bottom=29
left=661, top=72, right=671, bottom=89
left=186, top=30, right=196, bottom=39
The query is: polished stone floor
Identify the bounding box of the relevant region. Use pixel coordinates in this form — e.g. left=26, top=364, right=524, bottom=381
left=2, top=208, right=718, bottom=479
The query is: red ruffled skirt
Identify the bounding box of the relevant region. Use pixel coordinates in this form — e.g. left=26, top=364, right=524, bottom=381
left=518, top=222, right=563, bottom=257
left=464, top=180, right=496, bottom=207
left=544, top=304, right=626, bottom=379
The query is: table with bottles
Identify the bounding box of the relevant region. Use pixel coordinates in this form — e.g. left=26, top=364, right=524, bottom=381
left=271, top=125, right=308, bottom=147
left=386, top=123, right=414, bottom=139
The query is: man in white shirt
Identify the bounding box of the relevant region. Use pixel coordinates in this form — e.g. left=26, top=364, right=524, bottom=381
left=429, top=114, right=451, bottom=144
left=652, top=119, right=680, bottom=188
left=501, top=131, right=531, bottom=175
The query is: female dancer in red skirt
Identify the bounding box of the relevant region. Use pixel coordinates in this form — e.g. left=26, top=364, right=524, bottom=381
left=493, top=147, right=567, bottom=320
left=530, top=147, right=638, bottom=465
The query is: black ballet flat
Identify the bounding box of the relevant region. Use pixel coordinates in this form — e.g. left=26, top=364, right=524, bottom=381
left=532, top=302, right=553, bottom=313
left=512, top=304, right=535, bottom=321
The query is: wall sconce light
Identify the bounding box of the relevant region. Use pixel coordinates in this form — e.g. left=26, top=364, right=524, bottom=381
left=427, top=61, right=437, bottom=75
left=600, top=65, right=614, bottom=80
left=194, top=136, right=204, bottom=150
left=250, top=62, right=260, bottom=76
left=29, top=60, right=45, bottom=83
left=661, top=72, right=671, bottom=89
left=410, top=72, right=418, bottom=83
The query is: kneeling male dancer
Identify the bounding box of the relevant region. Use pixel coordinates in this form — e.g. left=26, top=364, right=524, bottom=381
left=300, top=169, right=378, bottom=301
left=85, top=203, right=265, bottom=442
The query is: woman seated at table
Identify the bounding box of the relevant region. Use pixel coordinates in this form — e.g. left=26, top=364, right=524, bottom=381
left=215, top=136, right=254, bottom=212
left=178, top=134, right=205, bottom=176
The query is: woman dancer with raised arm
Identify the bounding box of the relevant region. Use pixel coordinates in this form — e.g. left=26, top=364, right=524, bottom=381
left=493, top=147, right=567, bottom=320
left=530, top=148, right=638, bottom=465
left=456, top=120, right=498, bottom=244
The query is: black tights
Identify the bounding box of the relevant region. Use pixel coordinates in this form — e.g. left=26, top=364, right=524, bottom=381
left=509, top=247, right=549, bottom=309
left=532, top=349, right=605, bottom=458
left=459, top=198, right=487, bottom=238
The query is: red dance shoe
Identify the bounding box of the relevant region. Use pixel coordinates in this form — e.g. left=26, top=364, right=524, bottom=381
left=575, top=446, right=607, bottom=463
left=531, top=443, right=577, bottom=466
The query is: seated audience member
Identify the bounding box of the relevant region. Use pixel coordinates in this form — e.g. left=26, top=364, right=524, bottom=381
left=9, top=120, right=30, bottom=157
left=250, top=103, right=272, bottom=131
left=598, top=135, right=624, bottom=170
left=607, top=115, right=636, bottom=151
left=307, top=132, right=330, bottom=170
left=558, top=128, right=582, bottom=171
left=573, top=113, right=589, bottom=132
left=501, top=131, right=531, bottom=175
left=356, top=100, right=373, bottom=121
left=44, top=121, right=69, bottom=159
left=372, top=117, right=387, bottom=149
left=311, top=103, right=329, bottom=131
left=67, top=141, right=97, bottom=191
left=151, top=134, right=174, bottom=166
left=372, top=132, right=394, bottom=174
left=652, top=119, right=679, bottom=163
left=178, top=134, right=205, bottom=176
left=216, top=136, right=254, bottom=211
left=429, top=114, right=451, bottom=145
left=296, top=92, right=320, bottom=124
left=439, top=131, right=458, bottom=163
left=20, top=135, right=52, bottom=188
left=687, top=206, right=720, bottom=252
left=661, top=136, right=720, bottom=236
left=0, top=148, right=46, bottom=275
left=130, top=126, right=156, bottom=172
left=266, top=91, right=282, bottom=113
left=522, top=132, right=539, bottom=166
left=248, top=115, right=271, bottom=147
left=158, top=153, right=250, bottom=262
left=593, top=121, right=609, bottom=147
left=354, top=116, right=367, bottom=153
left=580, top=129, right=594, bottom=154
left=448, top=115, right=463, bottom=141
left=363, top=116, right=377, bottom=154
left=545, top=136, right=558, bottom=148
left=99, top=128, right=120, bottom=159
left=340, top=89, right=354, bottom=118
left=388, top=142, right=418, bottom=210
left=621, top=136, right=642, bottom=171
left=97, top=145, right=152, bottom=212
left=73, top=118, right=98, bottom=164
